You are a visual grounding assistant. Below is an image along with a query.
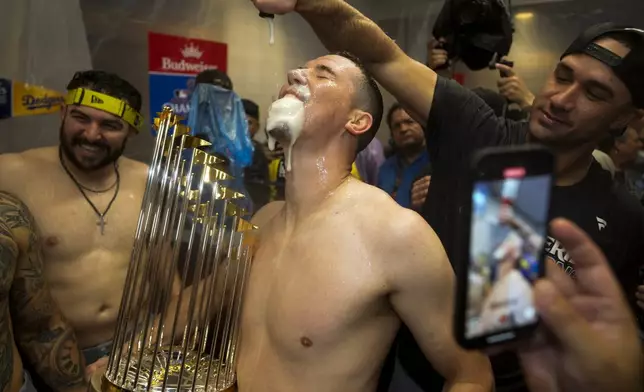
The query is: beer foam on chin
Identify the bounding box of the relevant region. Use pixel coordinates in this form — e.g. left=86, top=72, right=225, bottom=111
left=266, top=90, right=307, bottom=172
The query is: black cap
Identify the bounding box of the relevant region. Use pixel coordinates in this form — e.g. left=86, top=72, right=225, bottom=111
left=562, top=22, right=644, bottom=108
left=242, top=99, right=259, bottom=120
left=195, top=69, right=233, bottom=90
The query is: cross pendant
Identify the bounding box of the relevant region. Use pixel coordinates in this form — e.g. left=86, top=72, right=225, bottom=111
left=97, top=215, right=107, bottom=235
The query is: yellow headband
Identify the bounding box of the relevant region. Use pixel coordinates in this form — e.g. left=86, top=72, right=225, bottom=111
left=65, top=88, right=144, bottom=132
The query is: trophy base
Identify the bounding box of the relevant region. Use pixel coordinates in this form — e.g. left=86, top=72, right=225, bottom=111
left=100, top=346, right=236, bottom=392
left=100, top=375, right=236, bottom=392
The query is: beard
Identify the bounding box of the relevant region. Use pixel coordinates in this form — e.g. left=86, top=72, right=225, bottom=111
left=59, top=124, right=127, bottom=172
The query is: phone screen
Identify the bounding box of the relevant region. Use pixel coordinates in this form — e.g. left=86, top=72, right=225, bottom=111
left=465, top=166, right=551, bottom=340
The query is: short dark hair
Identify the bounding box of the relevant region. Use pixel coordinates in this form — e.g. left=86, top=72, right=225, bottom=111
left=386, top=102, right=404, bottom=131
left=334, top=51, right=384, bottom=153
left=600, top=31, right=641, bottom=50
left=195, top=69, right=233, bottom=90
left=67, top=70, right=142, bottom=112
left=242, top=99, right=259, bottom=120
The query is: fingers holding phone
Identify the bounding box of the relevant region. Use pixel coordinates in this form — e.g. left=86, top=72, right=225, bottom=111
left=518, top=219, right=643, bottom=392
left=454, top=145, right=554, bottom=349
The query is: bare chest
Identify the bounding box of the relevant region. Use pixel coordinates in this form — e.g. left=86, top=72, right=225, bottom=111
left=241, top=223, right=386, bottom=353
left=21, top=171, right=141, bottom=253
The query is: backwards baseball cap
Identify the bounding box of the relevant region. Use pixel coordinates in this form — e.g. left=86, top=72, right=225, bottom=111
left=195, top=69, right=233, bottom=90
left=242, top=99, right=259, bottom=120
left=561, top=22, right=644, bottom=108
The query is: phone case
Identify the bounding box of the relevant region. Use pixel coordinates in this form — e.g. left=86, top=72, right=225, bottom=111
left=454, top=144, right=554, bottom=350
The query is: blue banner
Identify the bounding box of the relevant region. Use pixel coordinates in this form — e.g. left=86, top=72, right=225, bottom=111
left=148, top=73, right=196, bottom=131
left=0, top=79, right=12, bottom=119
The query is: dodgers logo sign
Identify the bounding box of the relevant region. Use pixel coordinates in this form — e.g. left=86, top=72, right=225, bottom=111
left=148, top=32, right=227, bottom=131
left=0, top=79, right=64, bottom=120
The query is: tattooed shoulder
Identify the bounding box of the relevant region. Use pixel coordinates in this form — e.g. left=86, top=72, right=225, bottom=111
left=0, top=198, right=18, bottom=392
left=0, top=192, right=34, bottom=232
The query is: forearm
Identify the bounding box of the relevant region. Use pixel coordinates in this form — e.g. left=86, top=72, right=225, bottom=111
left=443, top=383, right=492, bottom=392
left=296, top=0, right=438, bottom=125
left=296, top=0, right=403, bottom=66
left=442, top=372, right=493, bottom=392
left=163, top=279, right=214, bottom=341
left=442, top=353, right=494, bottom=392
left=519, top=93, right=535, bottom=110
left=162, top=268, right=234, bottom=343
left=17, top=317, right=86, bottom=392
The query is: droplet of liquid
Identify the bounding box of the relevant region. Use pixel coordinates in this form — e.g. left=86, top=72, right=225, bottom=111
left=268, top=18, right=275, bottom=46
left=285, top=144, right=293, bottom=172
left=316, top=156, right=328, bottom=184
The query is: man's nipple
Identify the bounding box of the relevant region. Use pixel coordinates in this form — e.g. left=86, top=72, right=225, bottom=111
left=300, top=336, right=313, bottom=348
left=45, top=236, right=59, bottom=247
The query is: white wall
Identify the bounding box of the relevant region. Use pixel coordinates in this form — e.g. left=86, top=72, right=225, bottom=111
left=0, top=0, right=92, bottom=154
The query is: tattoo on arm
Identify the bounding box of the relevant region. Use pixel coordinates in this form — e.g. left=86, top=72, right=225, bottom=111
left=0, top=223, right=18, bottom=392
left=1, top=192, right=87, bottom=391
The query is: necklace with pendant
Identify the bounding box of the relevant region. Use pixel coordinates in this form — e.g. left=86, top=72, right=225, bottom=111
left=59, top=147, right=120, bottom=235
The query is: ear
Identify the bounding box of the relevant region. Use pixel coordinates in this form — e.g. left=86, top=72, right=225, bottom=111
left=345, top=109, right=373, bottom=137
left=60, top=103, right=67, bottom=119
left=630, top=109, right=644, bottom=130
left=610, top=108, right=637, bottom=131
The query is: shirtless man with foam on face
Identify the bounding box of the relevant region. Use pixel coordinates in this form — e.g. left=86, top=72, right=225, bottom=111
left=0, top=191, right=86, bottom=392
left=0, top=71, right=148, bottom=369
left=236, top=52, right=492, bottom=391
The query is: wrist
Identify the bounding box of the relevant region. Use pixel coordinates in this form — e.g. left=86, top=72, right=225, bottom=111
left=294, top=0, right=318, bottom=13
left=520, top=93, right=535, bottom=110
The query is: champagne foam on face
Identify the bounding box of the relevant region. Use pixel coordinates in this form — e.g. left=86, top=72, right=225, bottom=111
left=266, top=88, right=308, bottom=172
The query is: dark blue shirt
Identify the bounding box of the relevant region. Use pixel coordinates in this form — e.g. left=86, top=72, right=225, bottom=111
left=376, top=151, right=430, bottom=209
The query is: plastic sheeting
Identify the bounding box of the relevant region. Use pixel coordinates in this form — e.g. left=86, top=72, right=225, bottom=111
left=0, top=0, right=92, bottom=154
left=187, top=84, right=254, bottom=168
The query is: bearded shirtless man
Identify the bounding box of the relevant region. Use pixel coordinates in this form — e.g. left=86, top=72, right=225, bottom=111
left=236, top=53, right=492, bottom=392
left=0, top=191, right=85, bottom=392
left=0, top=71, right=148, bottom=368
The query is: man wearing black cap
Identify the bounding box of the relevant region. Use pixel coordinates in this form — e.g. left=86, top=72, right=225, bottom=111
left=242, top=98, right=271, bottom=209
left=252, top=0, right=644, bottom=390
left=195, top=68, right=233, bottom=91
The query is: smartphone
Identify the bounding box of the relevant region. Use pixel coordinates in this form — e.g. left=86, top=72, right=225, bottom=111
left=454, top=145, right=554, bottom=350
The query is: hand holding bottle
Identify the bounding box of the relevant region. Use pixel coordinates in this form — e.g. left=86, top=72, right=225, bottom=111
left=252, top=0, right=298, bottom=15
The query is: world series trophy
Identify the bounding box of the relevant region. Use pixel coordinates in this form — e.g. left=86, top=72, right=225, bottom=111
left=99, top=106, right=255, bottom=392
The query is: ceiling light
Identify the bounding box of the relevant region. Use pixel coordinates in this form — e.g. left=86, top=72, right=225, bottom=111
left=514, top=12, right=535, bottom=20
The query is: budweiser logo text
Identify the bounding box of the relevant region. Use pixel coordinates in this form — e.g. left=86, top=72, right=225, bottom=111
left=161, top=58, right=218, bottom=73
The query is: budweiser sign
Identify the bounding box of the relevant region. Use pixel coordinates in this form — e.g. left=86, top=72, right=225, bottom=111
left=160, top=58, right=219, bottom=73
left=148, top=32, right=227, bottom=75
